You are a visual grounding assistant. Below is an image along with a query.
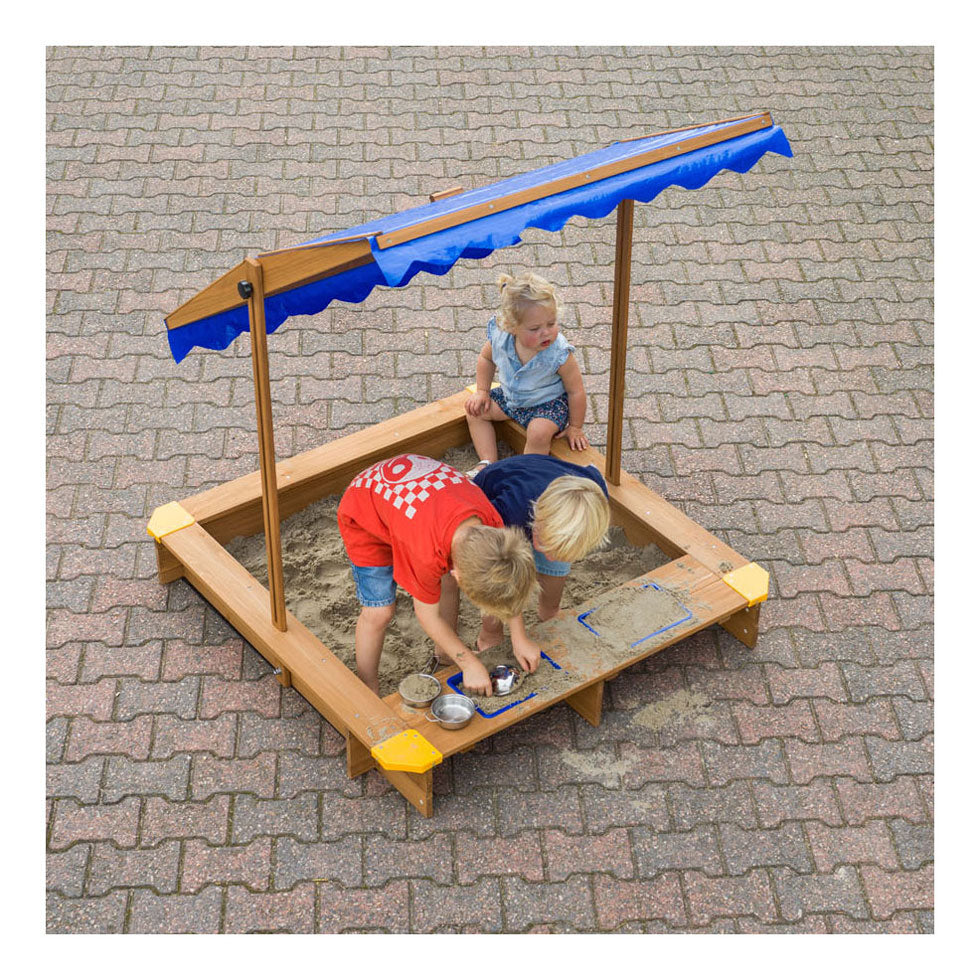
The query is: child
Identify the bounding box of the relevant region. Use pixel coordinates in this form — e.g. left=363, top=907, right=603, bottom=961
left=464, top=273, right=589, bottom=476
left=336, top=452, right=539, bottom=697
left=472, top=454, right=610, bottom=650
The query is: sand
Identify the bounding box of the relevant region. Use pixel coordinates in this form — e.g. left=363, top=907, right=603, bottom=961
left=225, top=445, right=671, bottom=698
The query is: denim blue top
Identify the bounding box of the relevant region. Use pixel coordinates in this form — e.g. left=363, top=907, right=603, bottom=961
left=487, top=316, right=574, bottom=408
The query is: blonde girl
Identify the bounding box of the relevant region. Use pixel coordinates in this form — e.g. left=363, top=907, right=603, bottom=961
left=465, top=272, right=589, bottom=474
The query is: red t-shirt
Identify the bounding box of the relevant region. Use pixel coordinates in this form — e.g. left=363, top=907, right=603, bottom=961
left=337, top=454, right=504, bottom=604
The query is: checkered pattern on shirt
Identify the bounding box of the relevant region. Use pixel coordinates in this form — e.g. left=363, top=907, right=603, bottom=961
left=350, top=461, right=467, bottom=520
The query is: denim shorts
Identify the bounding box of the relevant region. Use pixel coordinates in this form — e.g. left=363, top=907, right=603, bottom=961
left=348, top=562, right=397, bottom=607
left=533, top=546, right=571, bottom=578
left=490, top=387, right=569, bottom=431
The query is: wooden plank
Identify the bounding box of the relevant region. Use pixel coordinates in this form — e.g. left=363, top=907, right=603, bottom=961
left=165, top=240, right=373, bottom=331
left=164, top=260, right=248, bottom=332
left=176, top=390, right=472, bottom=544
left=154, top=539, right=184, bottom=584
left=171, top=392, right=746, bottom=580
left=720, top=603, right=761, bottom=649
left=605, top=199, right=634, bottom=486
left=564, top=679, right=604, bottom=727
left=385, top=555, right=744, bottom=761
left=158, top=521, right=408, bottom=750
left=346, top=733, right=374, bottom=778
left=158, top=520, right=439, bottom=813
left=382, top=767, right=433, bottom=818
left=429, top=186, right=463, bottom=202
left=244, top=258, right=287, bottom=631
left=617, top=111, right=772, bottom=143
left=375, top=114, right=773, bottom=250
left=162, top=391, right=750, bottom=588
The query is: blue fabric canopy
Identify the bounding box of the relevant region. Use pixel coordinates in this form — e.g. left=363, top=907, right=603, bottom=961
left=167, top=116, right=792, bottom=362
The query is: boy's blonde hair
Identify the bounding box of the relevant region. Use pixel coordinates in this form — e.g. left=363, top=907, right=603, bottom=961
left=453, top=524, right=538, bottom=621
left=532, top=476, right=611, bottom=562
left=497, top=272, right=561, bottom=334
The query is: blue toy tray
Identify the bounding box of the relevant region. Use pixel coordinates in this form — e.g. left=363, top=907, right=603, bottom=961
left=446, top=651, right=564, bottom=718
left=577, top=582, right=693, bottom=648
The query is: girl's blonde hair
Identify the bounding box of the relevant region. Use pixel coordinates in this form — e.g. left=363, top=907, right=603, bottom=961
left=532, top=476, right=611, bottom=563
left=497, top=272, right=561, bottom=334
left=453, top=524, right=538, bottom=621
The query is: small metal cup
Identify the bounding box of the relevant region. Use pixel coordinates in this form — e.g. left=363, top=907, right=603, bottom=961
left=398, top=673, right=441, bottom=709
left=489, top=664, right=521, bottom=696
left=426, top=693, right=476, bottom=730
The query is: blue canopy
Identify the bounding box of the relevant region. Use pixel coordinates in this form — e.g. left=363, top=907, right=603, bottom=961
left=166, top=114, right=792, bottom=362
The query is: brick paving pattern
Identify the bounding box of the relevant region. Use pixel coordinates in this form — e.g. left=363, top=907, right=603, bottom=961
left=46, top=46, right=933, bottom=933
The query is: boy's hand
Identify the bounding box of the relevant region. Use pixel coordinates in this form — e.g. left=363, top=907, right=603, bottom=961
left=460, top=655, right=493, bottom=696
left=558, top=424, right=590, bottom=452
left=465, top=391, right=491, bottom=417
left=511, top=635, right=541, bottom=674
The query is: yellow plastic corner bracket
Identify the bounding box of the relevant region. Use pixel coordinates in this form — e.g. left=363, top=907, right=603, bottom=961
left=722, top=562, right=769, bottom=607
left=146, top=502, right=195, bottom=542
left=465, top=382, right=501, bottom=393
left=371, top=729, right=443, bottom=774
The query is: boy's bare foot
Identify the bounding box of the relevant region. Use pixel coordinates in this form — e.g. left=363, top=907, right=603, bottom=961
left=465, top=460, right=491, bottom=479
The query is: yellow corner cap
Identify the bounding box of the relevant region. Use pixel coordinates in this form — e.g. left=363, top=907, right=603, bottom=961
left=722, top=562, right=769, bottom=607
left=465, top=382, right=501, bottom=393
left=371, top=729, right=443, bottom=773
left=147, top=502, right=195, bottom=542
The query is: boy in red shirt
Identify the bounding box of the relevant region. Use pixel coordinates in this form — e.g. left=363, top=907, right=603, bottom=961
left=337, top=453, right=539, bottom=695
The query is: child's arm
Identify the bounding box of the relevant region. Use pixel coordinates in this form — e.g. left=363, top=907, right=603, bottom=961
left=413, top=597, right=493, bottom=695
left=557, top=354, right=590, bottom=451
left=508, top=614, right=541, bottom=673
left=465, top=341, right=496, bottom=417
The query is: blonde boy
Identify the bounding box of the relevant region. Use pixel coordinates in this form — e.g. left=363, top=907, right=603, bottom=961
left=472, top=454, right=610, bottom=648
left=337, top=453, right=537, bottom=696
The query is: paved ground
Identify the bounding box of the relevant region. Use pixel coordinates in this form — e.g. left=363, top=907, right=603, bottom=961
left=46, top=46, right=933, bottom=933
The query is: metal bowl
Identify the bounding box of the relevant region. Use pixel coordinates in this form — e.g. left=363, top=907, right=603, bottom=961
left=490, top=664, right=521, bottom=696
left=426, top=693, right=476, bottom=730
left=398, top=673, right=441, bottom=709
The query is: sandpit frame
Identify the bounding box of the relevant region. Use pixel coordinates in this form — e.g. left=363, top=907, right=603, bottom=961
left=150, top=115, right=777, bottom=815
left=151, top=392, right=762, bottom=816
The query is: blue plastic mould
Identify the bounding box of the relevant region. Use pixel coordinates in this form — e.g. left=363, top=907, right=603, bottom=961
left=577, top=582, right=693, bottom=648
left=447, top=651, right=564, bottom=719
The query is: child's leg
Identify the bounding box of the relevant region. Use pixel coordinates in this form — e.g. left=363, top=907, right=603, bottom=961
left=476, top=613, right=505, bottom=651
left=465, top=401, right=508, bottom=465
left=347, top=562, right=397, bottom=695
left=354, top=603, right=395, bottom=695
left=524, top=416, right=560, bottom=455
left=536, top=573, right=566, bottom=621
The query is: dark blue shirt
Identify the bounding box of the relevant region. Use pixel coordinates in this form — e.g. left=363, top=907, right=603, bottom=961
left=473, top=454, right=608, bottom=539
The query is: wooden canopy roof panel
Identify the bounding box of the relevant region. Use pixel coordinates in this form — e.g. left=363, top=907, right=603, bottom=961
left=164, top=112, right=781, bottom=337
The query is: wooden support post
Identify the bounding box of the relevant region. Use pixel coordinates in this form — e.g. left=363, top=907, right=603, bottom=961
left=721, top=603, right=761, bottom=649
left=242, top=257, right=287, bottom=632
left=346, top=732, right=375, bottom=778
left=565, top=678, right=605, bottom=727
left=605, top=198, right=634, bottom=486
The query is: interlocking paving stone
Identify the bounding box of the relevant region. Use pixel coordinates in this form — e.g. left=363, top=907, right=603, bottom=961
left=128, top=886, right=224, bottom=934
left=87, top=841, right=181, bottom=897
left=888, top=818, right=934, bottom=871
left=46, top=44, right=933, bottom=933
left=182, top=838, right=273, bottom=892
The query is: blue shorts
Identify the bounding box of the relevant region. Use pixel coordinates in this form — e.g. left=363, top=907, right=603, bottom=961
left=348, top=562, right=397, bottom=607
left=533, top=546, right=571, bottom=578
left=490, top=388, right=569, bottom=432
